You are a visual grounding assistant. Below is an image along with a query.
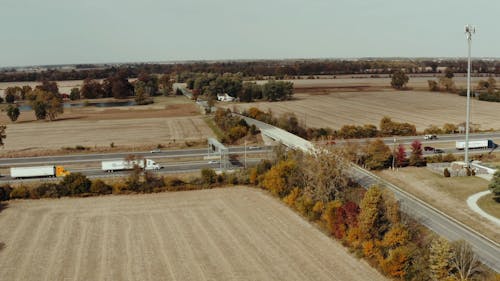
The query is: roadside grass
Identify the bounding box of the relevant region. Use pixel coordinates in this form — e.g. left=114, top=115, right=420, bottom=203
left=204, top=116, right=225, bottom=141
left=378, top=167, right=488, bottom=201
left=376, top=167, right=500, bottom=242
left=477, top=193, right=500, bottom=218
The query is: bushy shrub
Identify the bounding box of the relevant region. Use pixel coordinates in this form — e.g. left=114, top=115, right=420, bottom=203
left=90, top=179, right=112, bottom=195
left=60, top=173, right=91, bottom=195
left=201, top=168, right=217, bottom=186
left=0, top=185, right=13, bottom=201
left=443, top=168, right=451, bottom=177
left=10, top=185, right=31, bottom=199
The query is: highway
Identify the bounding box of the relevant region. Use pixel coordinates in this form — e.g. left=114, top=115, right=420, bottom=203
left=241, top=115, right=500, bottom=272
left=0, top=146, right=273, bottom=167
left=0, top=159, right=263, bottom=183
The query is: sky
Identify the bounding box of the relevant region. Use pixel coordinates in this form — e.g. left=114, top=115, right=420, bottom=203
left=1, top=0, right=499, bottom=67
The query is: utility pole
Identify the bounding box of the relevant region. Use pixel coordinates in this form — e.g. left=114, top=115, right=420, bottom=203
left=244, top=140, right=247, bottom=169
left=392, top=138, right=396, bottom=170
left=464, top=24, right=475, bottom=168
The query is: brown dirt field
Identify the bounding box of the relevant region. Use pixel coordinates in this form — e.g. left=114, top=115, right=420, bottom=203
left=0, top=187, right=386, bottom=281
left=228, top=79, right=500, bottom=131
left=0, top=96, right=214, bottom=153
left=377, top=168, right=500, bottom=242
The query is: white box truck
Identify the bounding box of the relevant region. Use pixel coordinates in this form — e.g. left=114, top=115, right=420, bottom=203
left=455, top=139, right=496, bottom=150
left=101, top=159, right=162, bottom=172
left=10, top=165, right=70, bottom=179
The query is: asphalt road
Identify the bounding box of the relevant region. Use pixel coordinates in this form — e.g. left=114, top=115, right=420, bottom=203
left=241, top=115, right=500, bottom=272
left=350, top=165, right=500, bottom=272
left=0, top=146, right=273, bottom=167
left=0, top=159, right=263, bottom=183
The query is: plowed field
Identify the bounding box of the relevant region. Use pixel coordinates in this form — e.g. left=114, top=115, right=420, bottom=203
left=0, top=188, right=386, bottom=281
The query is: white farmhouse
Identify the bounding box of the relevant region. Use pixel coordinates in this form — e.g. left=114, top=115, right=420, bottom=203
left=217, top=93, right=235, bottom=102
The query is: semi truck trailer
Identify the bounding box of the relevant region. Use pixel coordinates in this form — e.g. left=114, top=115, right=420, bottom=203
left=101, top=159, right=162, bottom=172
left=10, top=166, right=70, bottom=179
left=455, top=139, right=496, bottom=150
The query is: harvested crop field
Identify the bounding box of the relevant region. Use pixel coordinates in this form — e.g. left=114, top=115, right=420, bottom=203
left=0, top=188, right=386, bottom=281
left=0, top=96, right=213, bottom=152
left=229, top=78, right=500, bottom=131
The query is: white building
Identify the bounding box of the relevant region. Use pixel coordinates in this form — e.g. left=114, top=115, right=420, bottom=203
left=217, top=93, right=235, bottom=102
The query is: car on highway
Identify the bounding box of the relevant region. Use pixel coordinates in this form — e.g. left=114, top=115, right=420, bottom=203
left=208, top=160, right=219, bottom=164
left=248, top=146, right=260, bottom=150
left=424, top=146, right=434, bottom=151
left=424, top=134, right=438, bottom=140
left=434, top=148, right=445, bottom=154
left=150, top=149, right=161, bottom=153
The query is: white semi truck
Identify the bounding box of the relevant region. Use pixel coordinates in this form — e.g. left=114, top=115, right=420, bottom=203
left=455, top=139, right=496, bottom=150
left=101, top=159, right=162, bottom=172
left=10, top=165, right=70, bottom=179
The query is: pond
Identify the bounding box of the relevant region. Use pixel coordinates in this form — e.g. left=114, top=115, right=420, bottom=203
left=17, top=100, right=137, bottom=111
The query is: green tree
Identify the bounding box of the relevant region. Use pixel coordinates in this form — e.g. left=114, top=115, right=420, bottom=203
left=429, top=237, right=453, bottom=281
left=134, top=81, right=148, bottom=105
left=32, top=100, right=47, bottom=120
left=69, top=87, right=81, bottom=100
left=390, top=70, right=409, bottom=89
left=489, top=170, right=500, bottom=203
left=6, top=105, right=20, bottom=122
left=201, top=168, right=217, bottom=186
left=60, top=173, right=92, bottom=195
left=262, top=80, right=294, bottom=101
left=0, top=125, right=6, bottom=147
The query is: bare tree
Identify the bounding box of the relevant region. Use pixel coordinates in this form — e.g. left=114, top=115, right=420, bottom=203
left=300, top=146, right=350, bottom=202
left=451, top=240, right=482, bottom=281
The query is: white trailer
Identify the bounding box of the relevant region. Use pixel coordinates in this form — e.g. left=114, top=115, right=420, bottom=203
left=10, top=165, right=69, bottom=179
left=101, top=159, right=162, bottom=172
left=455, top=139, right=495, bottom=150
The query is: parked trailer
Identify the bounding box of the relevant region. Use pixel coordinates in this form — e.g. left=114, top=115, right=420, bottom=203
left=10, top=166, right=70, bottom=179
left=101, top=159, right=162, bottom=172
left=455, top=139, right=496, bottom=150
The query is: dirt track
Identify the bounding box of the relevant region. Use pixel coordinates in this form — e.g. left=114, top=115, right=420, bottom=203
left=0, top=188, right=386, bottom=281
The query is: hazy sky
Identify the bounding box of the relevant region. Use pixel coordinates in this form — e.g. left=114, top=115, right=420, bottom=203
left=1, top=0, right=498, bottom=67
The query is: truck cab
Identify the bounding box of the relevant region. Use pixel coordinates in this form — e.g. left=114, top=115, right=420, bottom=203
left=145, top=159, right=162, bottom=170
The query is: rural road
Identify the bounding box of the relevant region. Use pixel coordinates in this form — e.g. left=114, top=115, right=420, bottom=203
left=242, top=115, right=500, bottom=272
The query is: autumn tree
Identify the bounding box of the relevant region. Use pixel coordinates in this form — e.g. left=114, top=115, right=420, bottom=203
left=439, top=77, right=456, bottom=92
left=364, top=139, right=392, bottom=170
left=35, top=80, right=59, bottom=95
left=409, top=140, right=425, bottom=167
left=80, top=78, right=103, bottom=99
left=428, top=80, right=439, bottom=91
left=6, top=105, right=20, bottom=122
left=358, top=186, right=390, bottom=241
left=137, top=71, right=159, bottom=96
left=395, top=144, right=407, bottom=168
left=429, top=237, right=453, bottom=281
left=444, top=67, right=454, bottom=78
left=391, top=70, right=409, bottom=89
left=261, top=159, right=299, bottom=197
left=159, top=74, right=173, bottom=95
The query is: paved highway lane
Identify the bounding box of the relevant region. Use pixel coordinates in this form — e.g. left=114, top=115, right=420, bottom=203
left=0, top=146, right=273, bottom=167
left=0, top=159, right=263, bottom=183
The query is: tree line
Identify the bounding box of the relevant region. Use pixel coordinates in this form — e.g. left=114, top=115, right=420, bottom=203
left=248, top=147, right=491, bottom=280
left=2, top=58, right=499, bottom=83
left=185, top=72, right=294, bottom=102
